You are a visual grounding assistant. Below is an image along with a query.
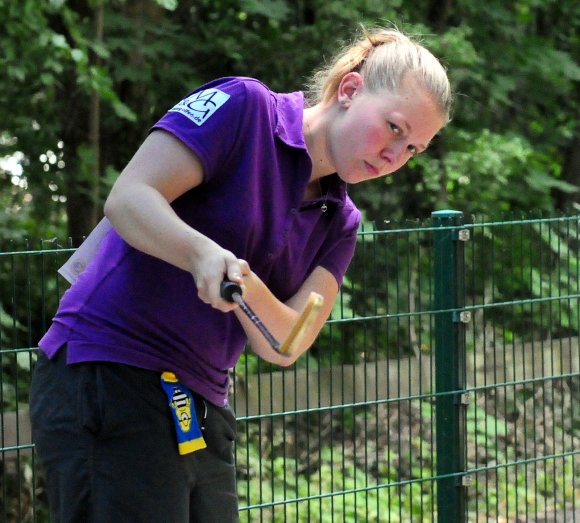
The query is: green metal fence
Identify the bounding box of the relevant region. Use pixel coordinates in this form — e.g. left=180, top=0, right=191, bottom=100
left=1, top=213, right=579, bottom=522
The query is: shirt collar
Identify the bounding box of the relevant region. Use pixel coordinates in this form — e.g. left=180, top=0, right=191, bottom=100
left=275, top=91, right=349, bottom=206
left=274, top=91, right=308, bottom=149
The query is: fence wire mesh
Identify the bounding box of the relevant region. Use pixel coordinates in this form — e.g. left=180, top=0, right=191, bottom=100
left=1, top=215, right=578, bottom=522
left=464, top=217, right=579, bottom=522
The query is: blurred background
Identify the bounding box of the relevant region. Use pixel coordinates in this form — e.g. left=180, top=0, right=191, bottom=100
left=1, top=0, right=579, bottom=243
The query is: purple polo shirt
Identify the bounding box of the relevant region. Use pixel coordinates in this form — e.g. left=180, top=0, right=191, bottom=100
left=39, top=77, right=361, bottom=406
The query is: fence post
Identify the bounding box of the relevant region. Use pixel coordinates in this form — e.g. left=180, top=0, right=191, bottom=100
left=432, top=210, right=469, bottom=523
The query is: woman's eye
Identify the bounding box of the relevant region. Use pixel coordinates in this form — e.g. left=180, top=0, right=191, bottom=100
left=390, top=123, right=401, bottom=135
left=407, top=144, right=417, bottom=155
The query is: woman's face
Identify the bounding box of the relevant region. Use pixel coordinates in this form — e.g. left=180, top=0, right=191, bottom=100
left=328, top=73, right=445, bottom=184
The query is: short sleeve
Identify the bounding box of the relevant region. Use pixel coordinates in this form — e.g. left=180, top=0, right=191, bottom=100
left=317, top=203, right=361, bottom=286
left=150, top=77, right=271, bottom=183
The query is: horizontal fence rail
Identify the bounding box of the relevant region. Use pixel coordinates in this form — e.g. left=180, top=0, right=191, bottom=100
left=1, top=214, right=579, bottom=522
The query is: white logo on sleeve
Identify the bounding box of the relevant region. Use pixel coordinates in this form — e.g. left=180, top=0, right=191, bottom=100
left=169, top=88, right=231, bottom=126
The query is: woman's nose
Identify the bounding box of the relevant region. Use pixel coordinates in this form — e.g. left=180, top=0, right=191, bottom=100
left=381, top=141, right=406, bottom=165
left=380, top=148, right=394, bottom=164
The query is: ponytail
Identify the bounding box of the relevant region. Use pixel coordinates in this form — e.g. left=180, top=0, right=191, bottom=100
left=306, top=26, right=452, bottom=123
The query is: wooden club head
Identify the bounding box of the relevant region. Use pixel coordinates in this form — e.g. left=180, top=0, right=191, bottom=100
left=278, top=292, right=324, bottom=356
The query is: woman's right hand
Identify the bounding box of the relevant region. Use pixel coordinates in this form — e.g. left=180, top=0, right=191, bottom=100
left=187, top=237, right=250, bottom=311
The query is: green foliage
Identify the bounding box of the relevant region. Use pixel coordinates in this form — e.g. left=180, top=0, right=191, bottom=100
left=1, top=6, right=579, bottom=516
left=462, top=216, right=580, bottom=343
left=440, top=129, right=574, bottom=214
left=236, top=415, right=438, bottom=522
left=0, top=0, right=577, bottom=252
left=1, top=0, right=578, bottom=240
left=234, top=387, right=579, bottom=521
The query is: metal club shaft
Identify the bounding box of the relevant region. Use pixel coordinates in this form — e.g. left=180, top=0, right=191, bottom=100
left=220, top=281, right=281, bottom=351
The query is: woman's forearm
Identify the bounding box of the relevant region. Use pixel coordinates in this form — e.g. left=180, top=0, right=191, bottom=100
left=235, top=268, right=337, bottom=366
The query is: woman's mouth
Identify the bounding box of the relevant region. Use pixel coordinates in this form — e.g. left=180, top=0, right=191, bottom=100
left=364, top=161, right=379, bottom=177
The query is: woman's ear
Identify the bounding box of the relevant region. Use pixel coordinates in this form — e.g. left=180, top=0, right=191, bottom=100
left=337, top=72, right=364, bottom=106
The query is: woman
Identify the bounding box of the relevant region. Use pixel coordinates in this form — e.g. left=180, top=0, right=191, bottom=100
left=30, top=27, right=452, bottom=522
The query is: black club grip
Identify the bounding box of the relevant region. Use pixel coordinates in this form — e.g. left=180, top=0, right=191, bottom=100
left=220, top=280, right=243, bottom=302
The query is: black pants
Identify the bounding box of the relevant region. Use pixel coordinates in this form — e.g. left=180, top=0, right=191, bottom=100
left=29, top=348, right=239, bottom=523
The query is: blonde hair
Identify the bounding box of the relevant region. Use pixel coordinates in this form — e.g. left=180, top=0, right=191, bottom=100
left=306, top=27, right=452, bottom=123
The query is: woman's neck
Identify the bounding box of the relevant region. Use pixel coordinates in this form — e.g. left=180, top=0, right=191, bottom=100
left=303, top=104, right=336, bottom=182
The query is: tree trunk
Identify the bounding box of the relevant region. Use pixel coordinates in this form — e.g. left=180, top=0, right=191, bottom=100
left=65, top=2, right=104, bottom=243
left=428, top=0, right=453, bottom=32
left=87, top=2, right=104, bottom=228
left=554, top=135, right=580, bottom=211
